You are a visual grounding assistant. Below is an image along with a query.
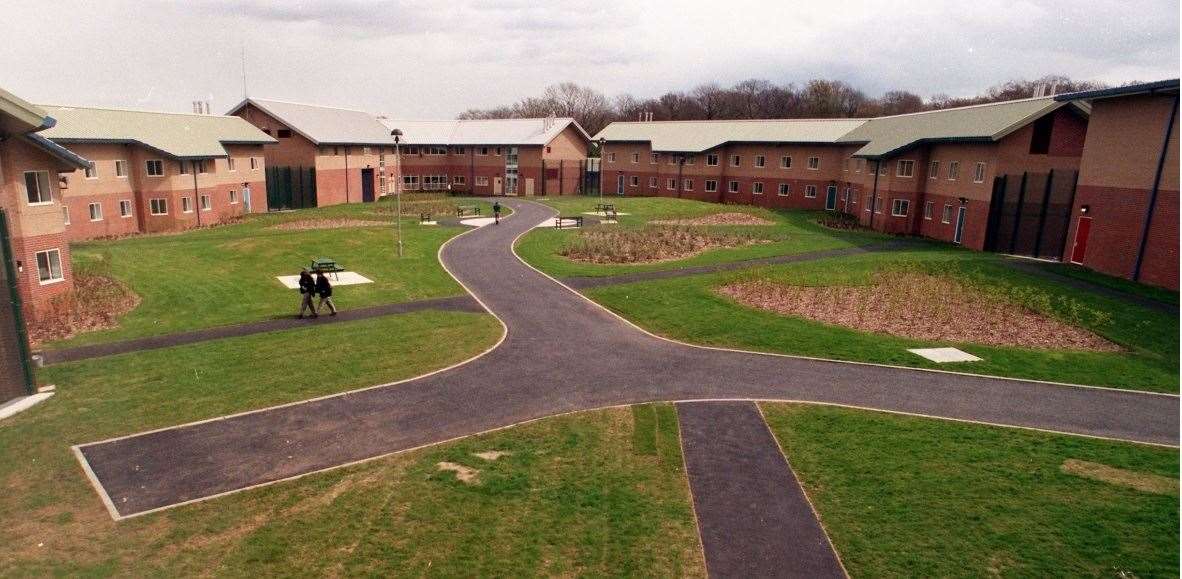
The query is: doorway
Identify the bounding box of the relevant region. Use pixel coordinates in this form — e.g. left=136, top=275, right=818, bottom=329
left=616, top=175, right=625, bottom=195
left=953, top=206, right=967, bottom=245
left=360, top=168, right=375, bottom=202
left=493, top=177, right=503, bottom=195
left=825, top=185, right=837, bottom=210
left=1070, top=216, right=1092, bottom=264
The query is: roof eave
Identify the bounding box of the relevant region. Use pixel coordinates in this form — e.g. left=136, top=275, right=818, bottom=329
left=22, top=133, right=92, bottom=170
left=1054, top=79, right=1181, bottom=102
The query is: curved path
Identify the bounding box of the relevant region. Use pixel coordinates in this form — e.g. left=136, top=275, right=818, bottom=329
left=76, top=199, right=1179, bottom=521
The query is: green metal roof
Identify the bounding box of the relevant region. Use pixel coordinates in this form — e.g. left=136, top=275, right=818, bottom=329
left=593, top=118, right=867, bottom=152
left=38, top=105, right=276, bottom=159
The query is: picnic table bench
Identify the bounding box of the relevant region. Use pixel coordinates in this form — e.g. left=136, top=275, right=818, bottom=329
left=420, top=212, right=433, bottom=223
left=600, top=207, right=618, bottom=221
left=456, top=205, right=482, bottom=217
left=309, top=258, right=345, bottom=281
left=555, top=216, right=584, bottom=229
left=594, top=203, right=615, bottom=213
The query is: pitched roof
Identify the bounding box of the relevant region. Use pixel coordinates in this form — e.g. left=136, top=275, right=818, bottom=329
left=23, top=132, right=92, bottom=169
left=377, top=117, right=591, bottom=146
left=1054, top=78, right=1180, bottom=102
left=592, top=118, right=867, bottom=153
left=227, top=98, right=395, bottom=146
left=0, top=86, right=52, bottom=135
left=38, top=105, right=275, bottom=159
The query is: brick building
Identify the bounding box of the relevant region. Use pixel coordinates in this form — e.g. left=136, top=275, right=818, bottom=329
left=38, top=106, right=274, bottom=240
left=1054, top=80, right=1179, bottom=290
left=0, top=87, right=91, bottom=323
left=228, top=98, right=591, bottom=207
left=597, top=95, right=1089, bottom=252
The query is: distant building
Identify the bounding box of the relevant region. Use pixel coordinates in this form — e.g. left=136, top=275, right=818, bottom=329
left=39, top=106, right=274, bottom=240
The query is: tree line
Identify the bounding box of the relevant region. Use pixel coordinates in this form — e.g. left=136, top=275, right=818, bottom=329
left=457, top=75, right=1113, bottom=135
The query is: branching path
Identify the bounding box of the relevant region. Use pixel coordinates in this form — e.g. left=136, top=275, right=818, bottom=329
left=76, top=199, right=1178, bottom=533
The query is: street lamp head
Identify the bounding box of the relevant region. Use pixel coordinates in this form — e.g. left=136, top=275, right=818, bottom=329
left=390, top=128, right=403, bottom=143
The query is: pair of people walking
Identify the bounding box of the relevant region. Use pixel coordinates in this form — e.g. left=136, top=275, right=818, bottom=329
left=297, top=269, right=337, bottom=318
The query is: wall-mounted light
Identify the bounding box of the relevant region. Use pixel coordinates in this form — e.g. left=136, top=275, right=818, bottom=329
left=16, top=260, right=22, bottom=273
left=1080, top=205, right=1090, bottom=214
left=958, top=197, right=968, bottom=205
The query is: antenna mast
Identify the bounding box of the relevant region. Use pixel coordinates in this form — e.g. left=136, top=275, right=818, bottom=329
left=241, top=44, right=248, bottom=98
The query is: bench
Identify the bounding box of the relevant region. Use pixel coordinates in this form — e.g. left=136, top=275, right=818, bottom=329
left=309, top=258, right=345, bottom=281
left=420, top=212, right=432, bottom=223
left=456, top=205, right=482, bottom=217
left=601, top=208, right=618, bottom=222
left=594, top=203, right=615, bottom=213
left=555, top=216, right=584, bottom=229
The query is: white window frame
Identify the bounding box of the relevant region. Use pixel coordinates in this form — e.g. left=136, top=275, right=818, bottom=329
left=24, top=171, right=52, bottom=205
left=778, top=183, right=790, bottom=196
left=683, top=178, right=693, bottom=191
left=650, top=153, right=659, bottom=164
left=807, top=156, right=820, bottom=170
left=804, top=185, right=817, bottom=198
left=728, top=180, right=739, bottom=193
left=84, top=163, right=98, bottom=179
left=631, top=152, right=639, bottom=164
left=706, top=154, right=719, bottom=167
left=705, top=179, right=718, bottom=193
left=752, top=182, right=764, bottom=194
left=88, top=202, right=103, bottom=221
left=973, top=162, right=986, bottom=183
left=36, top=249, right=64, bottom=285
left=62, top=205, right=70, bottom=225
left=607, top=152, right=616, bottom=162
left=250, top=157, right=259, bottom=170
left=115, top=159, right=128, bottom=178
left=891, top=199, right=910, bottom=217
left=182, top=196, right=193, bottom=213
left=929, top=161, right=939, bottom=180
left=227, top=157, right=237, bottom=172
left=754, top=155, right=766, bottom=168
left=730, top=155, right=741, bottom=167
left=924, top=201, right=933, bottom=220
left=229, top=190, right=239, bottom=204
left=630, top=175, right=639, bottom=187
left=648, top=176, right=657, bottom=188
left=667, top=178, right=676, bottom=190
left=941, top=204, right=952, bottom=223
left=120, top=199, right=133, bottom=217
left=200, top=194, right=212, bottom=211
left=947, top=161, right=960, bottom=181
left=896, top=160, right=915, bottom=178
left=146, top=159, right=164, bottom=177
left=150, top=198, right=168, bottom=215
left=781, top=156, right=792, bottom=169
left=475, top=176, right=489, bottom=186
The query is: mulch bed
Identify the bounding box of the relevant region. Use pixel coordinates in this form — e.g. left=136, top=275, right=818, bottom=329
left=561, top=226, right=765, bottom=264
left=718, top=272, right=1120, bottom=351
left=650, top=212, right=774, bottom=226
left=271, top=219, right=388, bottom=231
left=28, top=275, right=141, bottom=345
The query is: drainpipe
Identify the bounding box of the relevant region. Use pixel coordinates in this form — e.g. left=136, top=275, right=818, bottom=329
left=677, top=156, right=685, bottom=198
left=1132, top=93, right=1179, bottom=282
left=0, top=210, right=35, bottom=395
left=344, top=147, right=350, bottom=203
left=191, top=161, right=202, bottom=228
left=469, top=149, right=475, bottom=195
left=869, top=159, right=881, bottom=229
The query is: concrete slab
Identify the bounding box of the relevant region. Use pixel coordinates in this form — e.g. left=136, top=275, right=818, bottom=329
left=908, top=347, right=982, bottom=363
left=581, top=211, right=631, bottom=216
left=0, top=392, right=54, bottom=421
left=532, top=218, right=582, bottom=229
left=460, top=217, right=497, bottom=227
left=276, top=272, right=373, bottom=290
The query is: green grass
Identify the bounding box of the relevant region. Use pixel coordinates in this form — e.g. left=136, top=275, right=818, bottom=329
left=1035, top=261, right=1179, bottom=306
left=586, top=247, right=1179, bottom=392
left=761, top=403, right=1179, bottom=578
left=518, top=196, right=887, bottom=278
left=54, top=196, right=500, bottom=349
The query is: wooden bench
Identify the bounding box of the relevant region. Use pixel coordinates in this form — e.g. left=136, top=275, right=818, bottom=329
left=309, top=258, right=345, bottom=281
left=601, top=208, right=618, bottom=221
left=555, top=216, right=584, bottom=229
left=594, top=203, right=615, bottom=213
left=456, top=205, right=482, bottom=217
left=420, top=212, right=433, bottom=223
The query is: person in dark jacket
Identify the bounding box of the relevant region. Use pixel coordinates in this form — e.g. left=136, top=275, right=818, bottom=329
left=315, top=271, right=338, bottom=316
left=297, top=269, right=317, bottom=319
left=492, top=201, right=502, bottom=224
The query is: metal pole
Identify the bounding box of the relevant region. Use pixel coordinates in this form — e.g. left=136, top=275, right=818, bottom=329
left=395, top=140, right=403, bottom=258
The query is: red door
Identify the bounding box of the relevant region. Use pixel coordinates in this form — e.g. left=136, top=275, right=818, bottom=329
left=1070, top=216, right=1092, bottom=264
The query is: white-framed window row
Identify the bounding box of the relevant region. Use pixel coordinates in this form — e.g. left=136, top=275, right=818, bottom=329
left=666, top=178, right=676, bottom=190
left=200, top=194, right=212, bottom=211
left=684, top=155, right=696, bottom=166
left=896, top=159, right=915, bottom=178
left=891, top=199, right=910, bottom=217
left=973, top=162, right=987, bottom=183
left=120, top=199, right=133, bottom=217
left=728, top=180, right=739, bottom=193
left=452, top=176, right=466, bottom=186
left=941, top=204, right=952, bottom=223
left=752, top=182, right=764, bottom=194
left=88, top=202, right=103, bottom=221
left=182, top=196, right=193, bottom=213
left=706, top=154, right=719, bottom=167
left=804, top=185, right=817, bottom=198
left=115, top=159, right=128, bottom=178
left=36, top=249, right=64, bottom=285
left=807, top=156, right=820, bottom=170
left=475, top=176, right=489, bottom=186
left=929, top=160, right=939, bottom=180
left=947, top=161, right=960, bottom=181
left=754, top=155, right=766, bottom=168
left=778, top=183, right=790, bottom=196
left=924, top=201, right=934, bottom=220
left=705, top=179, right=718, bottom=193
left=150, top=198, right=168, bottom=215
left=683, top=179, right=694, bottom=191
left=781, top=155, right=792, bottom=169
left=24, top=171, right=53, bottom=205
left=146, top=159, right=164, bottom=177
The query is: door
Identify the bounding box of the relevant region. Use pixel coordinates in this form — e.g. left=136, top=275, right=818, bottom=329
left=825, top=185, right=837, bottom=210
left=1070, top=216, right=1092, bottom=264
left=242, top=185, right=252, bottom=213
left=360, top=168, right=375, bottom=202
left=524, top=178, right=535, bottom=196
left=616, top=175, right=625, bottom=195
left=953, top=206, right=967, bottom=245
left=493, top=177, right=503, bottom=195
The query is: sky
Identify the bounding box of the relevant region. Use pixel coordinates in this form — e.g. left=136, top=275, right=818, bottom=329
left=0, top=0, right=1177, bottom=117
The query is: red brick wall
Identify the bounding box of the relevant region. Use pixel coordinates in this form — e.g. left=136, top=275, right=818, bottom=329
left=8, top=232, right=73, bottom=321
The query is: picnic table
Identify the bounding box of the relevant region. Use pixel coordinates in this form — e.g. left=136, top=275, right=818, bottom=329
left=309, top=258, right=345, bottom=281
left=456, top=205, right=482, bottom=217
left=555, top=216, right=584, bottom=229
left=594, top=203, right=615, bottom=213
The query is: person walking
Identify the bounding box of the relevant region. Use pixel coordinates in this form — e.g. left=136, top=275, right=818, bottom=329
left=297, top=269, right=317, bottom=319
left=315, top=271, right=338, bottom=316
left=493, top=201, right=502, bottom=225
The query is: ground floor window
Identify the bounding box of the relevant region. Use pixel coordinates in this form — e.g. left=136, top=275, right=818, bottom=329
left=403, top=175, right=420, bottom=190
left=728, top=180, right=739, bottom=193
left=683, top=179, right=694, bottom=191
left=648, top=177, right=657, bottom=188
left=891, top=199, right=910, bottom=217
left=475, top=176, right=489, bottom=186
left=62, top=206, right=70, bottom=225
left=36, top=249, right=64, bottom=284
left=705, top=180, right=718, bottom=193
left=941, top=204, right=952, bottom=223
left=182, top=197, right=193, bottom=213
left=120, top=200, right=133, bottom=217
left=89, top=202, right=103, bottom=221
left=150, top=198, right=168, bottom=215
left=753, top=182, right=764, bottom=194
left=453, top=176, right=466, bottom=185
left=804, top=185, right=817, bottom=198
left=865, top=195, right=873, bottom=211
left=778, top=183, right=790, bottom=196
left=200, top=195, right=212, bottom=211
left=924, top=201, right=933, bottom=220
left=630, top=175, right=639, bottom=187
left=229, top=190, right=239, bottom=204
left=666, top=178, right=676, bottom=190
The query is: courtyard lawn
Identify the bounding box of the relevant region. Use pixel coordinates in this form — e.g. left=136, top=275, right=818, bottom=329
left=52, top=195, right=499, bottom=349
left=1033, top=261, right=1179, bottom=306
left=761, top=403, right=1179, bottom=578
left=1, top=313, right=700, bottom=576
left=585, top=246, right=1179, bottom=392
left=517, top=196, right=887, bottom=278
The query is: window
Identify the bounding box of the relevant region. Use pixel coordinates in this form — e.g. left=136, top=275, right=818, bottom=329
left=24, top=171, right=51, bottom=204
left=454, top=147, right=466, bottom=155
left=277, top=129, right=292, bottom=138
left=891, top=199, right=909, bottom=217
left=706, top=154, right=719, bottom=166
left=115, top=159, right=129, bottom=178
left=631, top=153, right=639, bottom=163
left=667, top=178, right=676, bottom=190
left=754, top=155, right=766, bottom=168
left=229, top=190, right=238, bottom=204
left=947, top=161, right=960, bottom=180
left=668, top=156, right=677, bottom=165
left=896, top=160, right=915, bottom=177
left=1029, top=114, right=1054, bottom=154
left=363, top=147, right=373, bottom=156
left=781, top=155, right=792, bottom=169
left=879, top=162, right=887, bottom=176
left=403, top=175, right=420, bottom=190
left=120, top=200, right=133, bottom=217
left=84, top=163, right=97, bottom=179
left=941, top=204, right=952, bottom=223
left=150, top=198, right=168, bottom=215
left=856, top=159, right=863, bottom=172
left=929, top=161, right=939, bottom=180
left=227, top=157, right=236, bottom=172
left=874, top=197, right=883, bottom=213
left=182, top=197, right=193, bottom=213
left=36, top=249, right=63, bottom=284
left=705, top=180, right=718, bottom=192
left=88, top=202, right=103, bottom=221
left=426, top=146, right=446, bottom=155
left=648, top=177, right=657, bottom=188
left=778, top=183, right=790, bottom=196
left=200, top=194, right=211, bottom=211
left=476, top=176, right=489, bottom=186
left=607, top=152, right=615, bottom=162
left=453, top=176, right=466, bottom=185
left=973, top=162, right=986, bottom=183
left=250, top=157, right=259, bottom=170
left=650, top=153, right=659, bottom=164
left=630, top=175, right=639, bottom=187
left=683, top=179, right=693, bottom=191
left=865, top=195, right=873, bottom=212
left=753, top=182, right=764, bottom=194
left=195, top=160, right=209, bottom=174
left=804, top=185, right=817, bottom=198
left=730, top=155, right=741, bottom=167
left=684, top=155, right=696, bottom=165
left=924, top=201, right=933, bottom=220
left=62, top=206, right=70, bottom=225
left=728, top=180, right=739, bottom=193
left=478, top=147, right=490, bottom=156
left=807, top=156, right=820, bottom=170
left=494, top=147, right=501, bottom=156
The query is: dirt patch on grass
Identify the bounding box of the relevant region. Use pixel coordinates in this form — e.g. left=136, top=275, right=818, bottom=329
left=28, top=274, right=140, bottom=345
left=650, top=212, right=774, bottom=226
left=473, top=451, right=512, bottom=461
left=270, top=219, right=387, bottom=231
left=560, top=226, right=765, bottom=264
left=718, top=272, right=1120, bottom=351
left=1061, top=459, right=1179, bottom=495
left=437, top=462, right=480, bottom=485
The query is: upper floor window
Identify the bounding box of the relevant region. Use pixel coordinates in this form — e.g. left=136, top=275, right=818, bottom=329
left=115, top=159, right=128, bottom=177
left=685, top=155, right=695, bottom=165
left=250, top=157, right=259, bottom=170
left=807, top=156, right=820, bottom=170
left=179, top=161, right=190, bottom=175
left=896, top=160, right=915, bottom=178
left=607, top=152, right=616, bottom=162
left=754, top=155, right=766, bottom=168
left=973, top=162, right=987, bottom=183
left=928, top=161, right=939, bottom=180
left=84, top=163, right=97, bottom=179
left=277, top=129, right=292, bottom=138
left=947, top=161, right=960, bottom=181
left=227, top=157, right=236, bottom=171
left=650, top=153, right=659, bottom=164
left=1029, top=114, right=1054, bottom=154
left=24, top=171, right=52, bottom=204
left=631, top=153, right=639, bottom=163
left=781, top=156, right=792, bottom=169
left=706, top=154, right=719, bottom=166
left=730, top=155, right=741, bottom=167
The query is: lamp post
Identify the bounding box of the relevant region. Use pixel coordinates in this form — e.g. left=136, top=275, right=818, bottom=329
left=597, top=137, right=606, bottom=201
left=391, top=128, right=404, bottom=258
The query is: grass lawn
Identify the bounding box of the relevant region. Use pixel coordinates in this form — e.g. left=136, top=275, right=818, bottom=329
left=1035, top=261, right=1179, bottom=306
left=53, top=195, right=500, bottom=349
left=517, top=196, right=887, bottom=278
left=586, top=246, right=1179, bottom=392
left=1, top=312, right=700, bottom=575
left=761, top=403, right=1179, bottom=578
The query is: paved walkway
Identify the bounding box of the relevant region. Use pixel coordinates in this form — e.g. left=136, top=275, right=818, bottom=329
left=76, top=199, right=1178, bottom=524
left=678, top=401, right=845, bottom=578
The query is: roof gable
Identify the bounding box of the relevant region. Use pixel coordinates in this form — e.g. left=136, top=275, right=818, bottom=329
left=228, top=98, right=394, bottom=146
left=377, top=117, right=591, bottom=146
left=592, top=118, right=867, bottom=152
left=39, top=105, right=275, bottom=159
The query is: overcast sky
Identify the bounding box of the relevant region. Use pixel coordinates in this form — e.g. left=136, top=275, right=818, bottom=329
left=1, top=0, right=1177, bottom=117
